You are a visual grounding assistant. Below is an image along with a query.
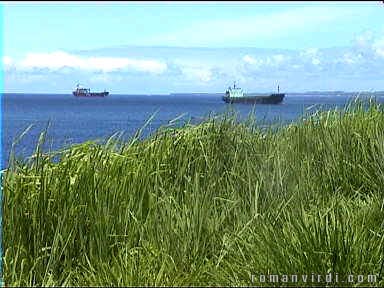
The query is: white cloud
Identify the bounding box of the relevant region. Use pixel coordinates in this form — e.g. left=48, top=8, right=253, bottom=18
left=243, top=54, right=264, bottom=67
left=353, top=30, right=384, bottom=58
left=243, top=54, right=287, bottom=69
left=300, top=48, right=321, bottom=66
left=340, top=52, right=363, bottom=64
left=181, top=66, right=213, bottom=83
left=170, top=59, right=215, bottom=83
left=354, top=30, right=374, bottom=48
left=89, top=73, right=123, bottom=83
left=18, top=51, right=167, bottom=74
left=3, top=56, right=13, bottom=66
left=15, top=74, right=46, bottom=84
left=272, top=54, right=285, bottom=65
left=2, top=56, right=15, bottom=72
left=373, top=38, right=384, bottom=57
left=243, top=55, right=257, bottom=65
left=312, top=58, right=321, bottom=66
left=300, top=48, right=318, bottom=58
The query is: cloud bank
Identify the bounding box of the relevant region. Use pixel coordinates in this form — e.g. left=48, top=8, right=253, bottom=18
left=3, top=30, right=384, bottom=93
left=17, top=51, right=167, bottom=74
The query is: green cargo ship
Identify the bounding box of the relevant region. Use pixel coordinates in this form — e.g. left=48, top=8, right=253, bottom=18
left=223, top=82, right=285, bottom=104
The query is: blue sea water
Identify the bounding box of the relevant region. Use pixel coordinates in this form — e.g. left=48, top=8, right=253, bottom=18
left=2, top=92, right=383, bottom=169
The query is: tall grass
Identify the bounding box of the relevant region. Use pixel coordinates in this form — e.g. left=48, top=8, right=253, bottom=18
left=3, top=98, right=384, bottom=286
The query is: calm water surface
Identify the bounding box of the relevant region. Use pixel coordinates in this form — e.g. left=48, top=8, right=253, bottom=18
left=3, top=92, right=382, bottom=168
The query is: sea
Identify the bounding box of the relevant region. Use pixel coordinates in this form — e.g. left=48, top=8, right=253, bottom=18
left=2, top=92, right=384, bottom=169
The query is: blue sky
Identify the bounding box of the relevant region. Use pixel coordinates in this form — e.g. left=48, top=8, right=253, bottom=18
left=2, top=1, right=384, bottom=93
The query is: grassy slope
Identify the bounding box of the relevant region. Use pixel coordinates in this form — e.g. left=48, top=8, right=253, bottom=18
left=3, top=99, right=384, bottom=286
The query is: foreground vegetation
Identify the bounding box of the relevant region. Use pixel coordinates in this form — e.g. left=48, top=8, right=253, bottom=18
left=3, top=99, right=384, bottom=286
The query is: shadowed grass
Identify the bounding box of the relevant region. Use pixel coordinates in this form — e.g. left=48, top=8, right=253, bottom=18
left=3, top=98, right=384, bottom=286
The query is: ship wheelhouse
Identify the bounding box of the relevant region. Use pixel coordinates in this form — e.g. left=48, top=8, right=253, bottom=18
left=226, top=82, right=244, bottom=98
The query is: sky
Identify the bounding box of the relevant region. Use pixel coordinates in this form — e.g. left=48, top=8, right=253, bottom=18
left=2, top=1, right=384, bottom=93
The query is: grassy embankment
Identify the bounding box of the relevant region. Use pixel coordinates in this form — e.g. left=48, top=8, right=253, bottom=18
left=2, top=98, right=384, bottom=286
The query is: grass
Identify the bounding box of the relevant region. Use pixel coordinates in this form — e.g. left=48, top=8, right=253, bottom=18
left=2, top=98, right=384, bottom=286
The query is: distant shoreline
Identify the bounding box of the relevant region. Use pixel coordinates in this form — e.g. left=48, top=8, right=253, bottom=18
left=2, top=91, right=384, bottom=96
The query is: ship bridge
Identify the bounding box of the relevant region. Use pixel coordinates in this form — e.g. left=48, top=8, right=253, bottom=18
left=226, top=82, right=244, bottom=98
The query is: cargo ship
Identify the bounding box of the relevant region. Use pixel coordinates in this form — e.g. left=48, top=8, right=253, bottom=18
left=223, top=82, right=284, bottom=104
left=73, top=84, right=109, bottom=97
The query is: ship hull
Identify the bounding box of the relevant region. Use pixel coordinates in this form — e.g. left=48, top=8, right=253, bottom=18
left=223, top=93, right=285, bottom=104
left=73, top=91, right=109, bottom=97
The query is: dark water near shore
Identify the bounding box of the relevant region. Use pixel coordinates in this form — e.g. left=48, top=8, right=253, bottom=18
left=2, top=92, right=383, bottom=169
